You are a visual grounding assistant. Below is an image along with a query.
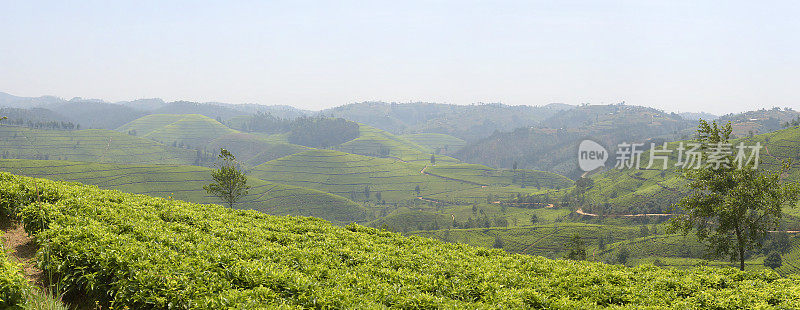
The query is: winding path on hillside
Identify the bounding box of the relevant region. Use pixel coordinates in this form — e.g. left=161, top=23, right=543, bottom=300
left=419, top=165, right=488, bottom=186
left=574, top=209, right=800, bottom=233
left=575, top=208, right=672, bottom=218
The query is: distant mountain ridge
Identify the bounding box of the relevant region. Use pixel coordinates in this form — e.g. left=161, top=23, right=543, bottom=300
left=0, top=91, right=313, bottom=129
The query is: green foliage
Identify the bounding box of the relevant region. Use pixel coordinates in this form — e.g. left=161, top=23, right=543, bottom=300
left=670, top=120, right=800, bottom=270
left=614, top=247, right=630, bottom=265
left=765, top=252, right=783, bottom=269
left=204, top=149, right=250, bottom=208
left=4, top=172, right=800, bottom=308
left=0, top=235, right=29, bottom=308
left=287, top=117, right=360, bottom=148
left=565, top=234, right=587, bottom=260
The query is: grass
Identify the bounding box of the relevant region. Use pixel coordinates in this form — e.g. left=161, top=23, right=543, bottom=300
left=22, top=288, right=70, bottom=310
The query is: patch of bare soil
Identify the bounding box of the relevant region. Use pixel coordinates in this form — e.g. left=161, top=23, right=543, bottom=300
left=0, top=216, right=44, bottom=285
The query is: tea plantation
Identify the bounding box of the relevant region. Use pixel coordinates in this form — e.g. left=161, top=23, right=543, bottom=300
left=1, top=172, right=800, bottom=308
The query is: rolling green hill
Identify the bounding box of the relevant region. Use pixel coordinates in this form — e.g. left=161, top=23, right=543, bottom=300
left=206, top=132, right=310, bottom=167
left=117, top=114, right=238, bottom=148
left=335, top=124, right=460, bottom=164
left=0, top=124, right=197, bottom=165
left=117, top=114, right=312, bottom=167
left=0, top=159, right=365, bottom=225
left=3, top=172, right=800, bottom=309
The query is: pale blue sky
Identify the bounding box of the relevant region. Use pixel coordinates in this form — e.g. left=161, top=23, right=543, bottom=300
left=1, top=1, right=798, bottom=114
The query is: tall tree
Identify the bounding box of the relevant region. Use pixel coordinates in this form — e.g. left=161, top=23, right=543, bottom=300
left=204, top=148, right=250, bottom=208
left=670, top=120, right=800, bottom=270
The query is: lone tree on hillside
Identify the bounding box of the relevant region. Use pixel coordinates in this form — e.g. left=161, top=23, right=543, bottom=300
left=204, top=148, right=250, bottom=208
left=670, top=120, right=800, bottom=270
left=565, top=233, right=587, bottom=260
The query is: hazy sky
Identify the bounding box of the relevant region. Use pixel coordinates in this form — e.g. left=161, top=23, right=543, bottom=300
left=1, top=1, right=799, bottom=114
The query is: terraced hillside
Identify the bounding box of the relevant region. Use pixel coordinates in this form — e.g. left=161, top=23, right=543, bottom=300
left=598, top=234, right=723, bottom=265
left=251, top=149, right=558, bottom=204
left=206, top=132, right=309, bottom=167
left=117, top=114, right=312, bottom=167
left=251, top=149, right=472, bottom=202
left=117, top=114, right=237, bottom=148
left=400, top=133, right=466, bottom=154
left=425, top=164, right=573, bottom=189
left=455, top=104, right=696, bottom=177
left=578, top=125, right=800, bottom=216
left=3, top=172, right=800, bottom=309
left=371, top=203, right=572, bottom=233
left=336, top=124, right=460, bottom=164
left=0, top=159, right=365, bottom=224
left=414, top=223, right=641, bottom=259
left=776, top=238, right=800, bottom=276
left=0, top=124, right=196, bottom=165
left=412, top=222, right=783, bottom=272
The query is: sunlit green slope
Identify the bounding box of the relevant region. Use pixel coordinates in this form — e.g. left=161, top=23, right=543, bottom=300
left=400, top=133, right=467, bottom=154
left=250, top=149, right=561, bottom=203
left=0, top=124, right=196, bottom=165
left=0, top=159, right=365, bottom=224
left=335, top=124, right=460, bottom=164
left=117, top=114, right=237, bottom=148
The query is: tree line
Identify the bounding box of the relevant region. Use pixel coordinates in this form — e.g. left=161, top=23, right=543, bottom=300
left=237, top=112, right=360, bottom=148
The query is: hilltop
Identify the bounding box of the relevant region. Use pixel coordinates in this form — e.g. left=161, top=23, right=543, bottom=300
left=321, top=101, right=570, bottom=141
left=717, top=107, right=800, bottom=137
left=454, top=104, right=695, bottom=177
left=117, top=114, right=238, bottom=149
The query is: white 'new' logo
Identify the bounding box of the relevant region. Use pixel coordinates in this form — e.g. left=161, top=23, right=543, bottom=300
left=578, top=140, right=608, bottom=172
